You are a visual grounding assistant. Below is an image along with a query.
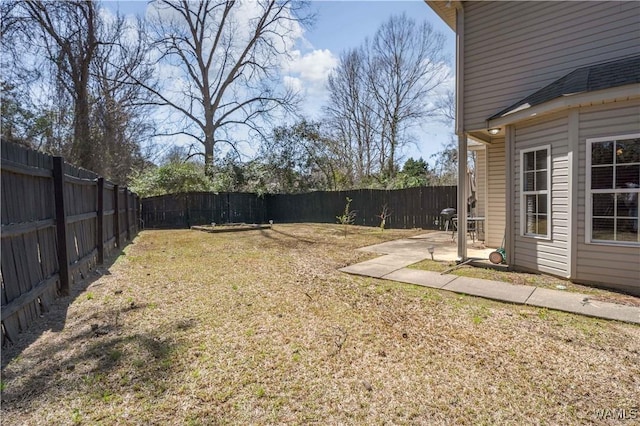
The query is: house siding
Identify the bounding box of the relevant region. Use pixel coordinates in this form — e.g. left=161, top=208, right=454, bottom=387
left=576, top=99, right=640, bottom=294
left=463, top=1, right=640, bottom=132
left=513, top=113, right=570, bottom=277
left=472, top=147, right=486, bottom=219
left=485, top=139, right=505, bottom=248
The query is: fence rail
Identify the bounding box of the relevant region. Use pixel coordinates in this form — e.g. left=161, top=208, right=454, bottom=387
left=142, top=186, right=457, bottom=230
left=1, top=139, right=140, bottom=346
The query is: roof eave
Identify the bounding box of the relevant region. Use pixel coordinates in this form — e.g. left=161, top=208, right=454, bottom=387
left=487, top=84, right=640, bottom=129
left=425, top=1, right=457, bottom=30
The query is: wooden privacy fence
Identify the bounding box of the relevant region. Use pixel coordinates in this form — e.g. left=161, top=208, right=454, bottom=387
left=142, top=186, right=457, bottom=230
left=268, top=187, right=457, bottom=229
left=143, top=192, right=267, bottom=229
left=1, top=140, right=140, bottom=347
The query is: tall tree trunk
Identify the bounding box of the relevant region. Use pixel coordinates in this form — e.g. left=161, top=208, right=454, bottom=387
left=73, top=88, right=94, bottom=171
left=204, top=136, right=215, bottom=178
left=388, top=118, right=398, bottom=178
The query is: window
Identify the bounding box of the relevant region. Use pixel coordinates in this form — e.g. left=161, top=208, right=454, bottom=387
left=520, top=146, right=550, bottom=238
left=587, top=134, right=640, bottom=245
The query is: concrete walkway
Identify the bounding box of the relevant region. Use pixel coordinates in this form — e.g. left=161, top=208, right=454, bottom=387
left=339, top=237, right=640, bottom=325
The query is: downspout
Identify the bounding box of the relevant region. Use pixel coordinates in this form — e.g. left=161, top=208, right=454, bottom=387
left=455, top=2, right=467, bottom=261
left=505, top=125, right=515, bottom=268
left=567, top=109, right=579, bottom=279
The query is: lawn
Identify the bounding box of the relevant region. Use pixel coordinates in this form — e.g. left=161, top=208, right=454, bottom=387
left=1, top=224, right=639, bottom=425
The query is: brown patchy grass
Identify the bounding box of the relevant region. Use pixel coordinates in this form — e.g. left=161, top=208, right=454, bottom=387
left=1, top=224, right=639, bottom=425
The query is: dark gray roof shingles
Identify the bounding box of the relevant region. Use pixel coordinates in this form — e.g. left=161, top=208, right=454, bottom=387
left=489, top=55, right=640, bottom=120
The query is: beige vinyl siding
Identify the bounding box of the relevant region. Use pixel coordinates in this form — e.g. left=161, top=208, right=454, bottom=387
left=513, top=113, right=570, bottom=277
left=576, top=99, right=640, bottom=293
left=485, top=138, right=505, bottom=248
left=463, top=1, right=640, bottom=132
left=472, top=147, right=486, bottom=218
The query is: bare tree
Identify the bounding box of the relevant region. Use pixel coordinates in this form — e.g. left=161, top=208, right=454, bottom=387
left=21, top=0, right=100, bottom=171
left=3, top=1, right=158, bottom=182
left=91, top=13, right=156, bottom=183
left=2, top=1, right=73, bottom=152
left=436, top=89, right=456, bottom=124
left=430, top=137, right=458, bottom=186
left=431, top=89, right=478, bottom=187
left=325, top=47, right=379, bottom=184
left=325, top=14, right=448, bottom=183
left=140, top=0, right=307, bottom=176
left=367, top=13, right=448, bottom=178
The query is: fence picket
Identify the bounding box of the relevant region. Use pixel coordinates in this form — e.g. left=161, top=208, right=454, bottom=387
left=1, top=139, right=140, bottom=346
left=142, top=187, right=457, bottom=230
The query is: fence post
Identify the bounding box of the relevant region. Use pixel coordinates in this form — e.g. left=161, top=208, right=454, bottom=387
left=124, top=188, right=130, bottom=241
left=53, top=156, right=70, bottom=296
left=114, top=184, right=120, bottom=248
left=96, top=177, right=104, bottom=264
left=136, top=195, right=141, bottom=231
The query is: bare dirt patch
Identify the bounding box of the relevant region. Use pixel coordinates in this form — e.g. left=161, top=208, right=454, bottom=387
left=2, top=224, right=639, bottom=425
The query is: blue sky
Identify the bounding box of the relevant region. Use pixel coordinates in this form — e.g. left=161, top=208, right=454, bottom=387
left=105, top=0, right=456, bottom=164
left=307, top=1, right=453, bottom=54
left=303, top=1, right=456, bottom=163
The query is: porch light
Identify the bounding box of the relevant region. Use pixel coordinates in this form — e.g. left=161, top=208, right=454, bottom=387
left=488, top=128, right=501, bottom=135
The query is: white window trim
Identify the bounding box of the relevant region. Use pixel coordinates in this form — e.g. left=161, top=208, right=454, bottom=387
left=520, top=145, right=551, bottom=239
left=585, top=133, right=640, bottom=247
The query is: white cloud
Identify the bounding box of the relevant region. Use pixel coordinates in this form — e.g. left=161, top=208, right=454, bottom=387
left=286, top=49, right=338, bottom=83
left=283, top=48, right=338, bottom=118
left=283, top=75, right=303, bottom=92
left=431, top=61, right=455, bottom=95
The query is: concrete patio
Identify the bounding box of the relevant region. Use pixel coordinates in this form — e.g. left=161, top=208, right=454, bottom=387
left=360, top=230, right=495, bottom=263
left=340, top=232, right=640, bottom=325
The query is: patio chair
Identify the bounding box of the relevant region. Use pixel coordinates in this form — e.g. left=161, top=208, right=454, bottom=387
left=451, top=216, right=478, bottom=242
